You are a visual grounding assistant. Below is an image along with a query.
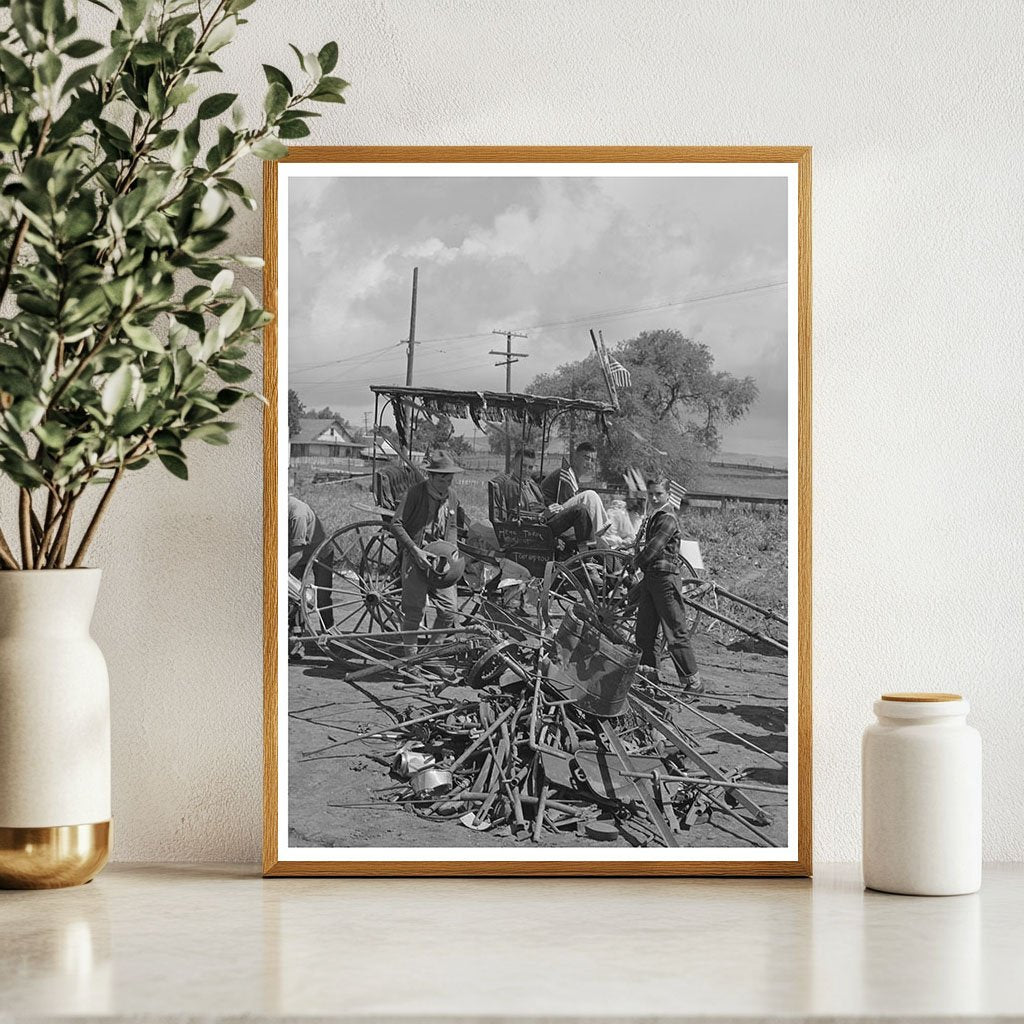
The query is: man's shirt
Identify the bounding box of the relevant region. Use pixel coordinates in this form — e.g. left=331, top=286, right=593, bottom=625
left=490, top=472, right=546, bottom=522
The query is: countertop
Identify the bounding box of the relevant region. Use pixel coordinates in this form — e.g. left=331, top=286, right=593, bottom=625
left=2, top=863, right=1022, bottom=1022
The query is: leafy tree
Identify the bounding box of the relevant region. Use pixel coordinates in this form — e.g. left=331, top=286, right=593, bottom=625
left=529, top=329, right=758, bottom=485
left=0, top=0, right=347, bottom=569
left=287, top=389, right=305, bottom=437
left=485, top=422, right=537, bottom=456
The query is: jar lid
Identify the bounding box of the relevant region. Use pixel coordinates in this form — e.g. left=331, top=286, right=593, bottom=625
left=881, top=692, right=962, bottom=702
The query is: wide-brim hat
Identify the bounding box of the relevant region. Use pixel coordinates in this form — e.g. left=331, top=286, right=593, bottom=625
left=424, top=451, right=463, bottom=474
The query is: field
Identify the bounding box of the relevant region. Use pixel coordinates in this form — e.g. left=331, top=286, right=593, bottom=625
left=695, top=462, right=789, bottom=500
left=292, top=467, right=789, bottom=630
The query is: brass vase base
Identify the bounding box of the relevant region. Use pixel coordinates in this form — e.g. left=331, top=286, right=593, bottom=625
left=0, top=821, right=110, bottom=889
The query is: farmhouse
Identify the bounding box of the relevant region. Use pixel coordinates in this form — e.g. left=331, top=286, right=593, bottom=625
left=290, top=417, right=363, bottom=465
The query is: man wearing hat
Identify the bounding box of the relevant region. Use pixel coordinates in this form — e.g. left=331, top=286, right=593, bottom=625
left=390, top=450, right=470, bottom=655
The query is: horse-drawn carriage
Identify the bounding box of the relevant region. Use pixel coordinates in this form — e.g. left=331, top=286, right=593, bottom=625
left=293, top=384, right=640, bottom=661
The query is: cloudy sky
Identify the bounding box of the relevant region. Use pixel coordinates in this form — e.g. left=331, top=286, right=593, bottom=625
left=287, top=172, right=790, bottom=457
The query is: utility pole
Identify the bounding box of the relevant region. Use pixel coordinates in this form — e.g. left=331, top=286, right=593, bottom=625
left=490, top=328, right=528, bottom=472
left=396, top=267, right=419, bottom=460
left=404, top=267, right=419, bottom=387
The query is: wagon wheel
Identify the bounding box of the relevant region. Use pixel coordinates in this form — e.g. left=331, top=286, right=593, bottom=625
left=543, top=549, right=636, bottom=645
left=300, top=520, right=402, bottom=643
left=675, top=557, right=707, bottom=636
left=545, top=552, right=708, bottom=646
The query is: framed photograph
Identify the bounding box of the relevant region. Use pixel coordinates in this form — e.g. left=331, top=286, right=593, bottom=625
left=263, top=147, right=811, bottom=876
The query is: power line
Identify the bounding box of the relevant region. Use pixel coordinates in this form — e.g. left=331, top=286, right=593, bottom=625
left=414, top=278, right=787, bottom=348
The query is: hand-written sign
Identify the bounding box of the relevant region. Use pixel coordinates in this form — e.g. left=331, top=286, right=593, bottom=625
left=494, top=521, right=554, bottom=553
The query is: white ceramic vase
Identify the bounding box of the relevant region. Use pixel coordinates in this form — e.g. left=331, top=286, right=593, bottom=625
left=0, top=569, right=111, bottom=888
left=862, top=692, right=981, bottom=896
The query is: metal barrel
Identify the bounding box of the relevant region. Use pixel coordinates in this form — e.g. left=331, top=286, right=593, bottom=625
left=549, top=604, right=639, bottom=717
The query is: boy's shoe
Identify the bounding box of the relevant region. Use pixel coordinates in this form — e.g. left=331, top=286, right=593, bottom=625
left=682, top=672, right=704, bottom=695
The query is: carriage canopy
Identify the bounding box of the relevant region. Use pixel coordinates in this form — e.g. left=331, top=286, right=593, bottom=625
left=369, top=384, right=616, bottom=452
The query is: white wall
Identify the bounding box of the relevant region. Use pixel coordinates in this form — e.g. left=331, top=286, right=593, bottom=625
left=65, top=0, right=1024, bottom=862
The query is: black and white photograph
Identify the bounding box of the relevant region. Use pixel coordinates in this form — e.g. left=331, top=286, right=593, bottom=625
left=269, top=151, right=809, bottom=872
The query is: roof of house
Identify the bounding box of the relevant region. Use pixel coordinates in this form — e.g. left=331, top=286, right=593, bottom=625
left=291, top=417, right=361, bottom=446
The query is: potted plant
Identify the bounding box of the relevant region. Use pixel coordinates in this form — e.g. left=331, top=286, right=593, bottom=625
left=0, top=0, right=344, bottom=887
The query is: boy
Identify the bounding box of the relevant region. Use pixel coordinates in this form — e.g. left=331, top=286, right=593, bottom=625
left=632, top=478, right=703, bottom=694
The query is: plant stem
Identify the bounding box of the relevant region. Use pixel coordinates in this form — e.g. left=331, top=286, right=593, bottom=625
left=0, top=527, right=19, bottom=570
left=70, top=466, right=124, bottom=568
left=46, top=300, right=139, bottom=413
left=45, top=491, right=79, bottom=569
left=18, top=489, right=34, bottom=569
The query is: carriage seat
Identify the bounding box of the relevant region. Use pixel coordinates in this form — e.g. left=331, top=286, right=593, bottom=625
left=374, top=462, right=426, bottom=512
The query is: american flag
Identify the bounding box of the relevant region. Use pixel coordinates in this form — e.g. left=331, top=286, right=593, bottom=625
left=667, top=480, right=687, bottom=510
left=608, top=357, right=631, bottom=389
left=558, top=463, right=578, bottom=496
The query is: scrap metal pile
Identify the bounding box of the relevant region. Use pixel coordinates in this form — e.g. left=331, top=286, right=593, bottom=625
left=304, top=585, right=786, bottom=849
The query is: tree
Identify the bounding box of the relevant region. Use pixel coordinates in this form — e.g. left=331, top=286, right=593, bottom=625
left=288, top=390, right=305, bottom=437
left=528, top=329, right=758, bottom=485
left=485, top=422, right=537, bottom=456
left=0, top=1, right=346, bottom=569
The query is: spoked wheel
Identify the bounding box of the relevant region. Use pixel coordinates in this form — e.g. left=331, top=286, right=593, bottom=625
left=543, top=548, right=636, bottom=645
left=675, top=557, right=707, bottom=636
left=300, top=521, right=402, bottom=644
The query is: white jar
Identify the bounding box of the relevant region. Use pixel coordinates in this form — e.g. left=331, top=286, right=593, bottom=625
left=862, top=693, right=981, bottom=895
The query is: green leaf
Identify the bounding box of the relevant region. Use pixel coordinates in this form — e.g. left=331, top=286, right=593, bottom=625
left=34, top=421, right=70, bottom=449
left=121, top=0, right=153, bottom=33
left=132, top=42, right=168, bottom=66
left=317, top=41, right=339, bottom=75
left=262, top=64, right=292, bottom=95
left=215, top=361, right=251, bottom=383
left=63, top=38, right=104, bottom=58
left=173, top=26, right=196, bottom=65
left=0, top=49, right=33, bottom=86
left=198, top=91, right=236, bottom=119
left=203, top=16, right=236, bottom=53
left=278, top=120, right=310, bottom=140
left=318, top=76, right=349, bottom=93
left=309, top=88, right=346, bottom=104
left=190, top=422, right=230, bottom=445
left=147, top=74, right=166, bottom=117
left=158, top=452, right=188, bottom=479
left=264, top=81, right=288, bottom=117
left=38, top=51, right=62, bottom=86
left=210, top=268, right=233, bottom=294
left=9, top=399, right=45, bottom=432
left=123, top=322, right=164, bottom=353
left=166, top=81, right=199, bottom=107
left=61, top=62, right=97, bottom=96
left=101, top=364, right=133, bottom=415
left=218, top=296, right=246, bottom=339
left=251, top=137, right=287, bottom=160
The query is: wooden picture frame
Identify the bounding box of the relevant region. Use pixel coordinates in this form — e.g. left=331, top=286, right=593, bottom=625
left=263, top=147, right=811, bottom=876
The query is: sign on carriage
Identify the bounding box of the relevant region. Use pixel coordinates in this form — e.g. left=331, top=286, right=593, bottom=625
left=263, top=147, right=812, bottom=877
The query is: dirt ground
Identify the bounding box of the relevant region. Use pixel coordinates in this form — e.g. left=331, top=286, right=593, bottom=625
left=287, top=632, right=789, bottom=851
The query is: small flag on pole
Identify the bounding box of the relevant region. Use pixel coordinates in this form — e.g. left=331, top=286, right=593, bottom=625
left=558, top=462, right=579, bottom=496
left=667, top=480, right=687, bottom=510
left=608, top=358, right=631, bottom=389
